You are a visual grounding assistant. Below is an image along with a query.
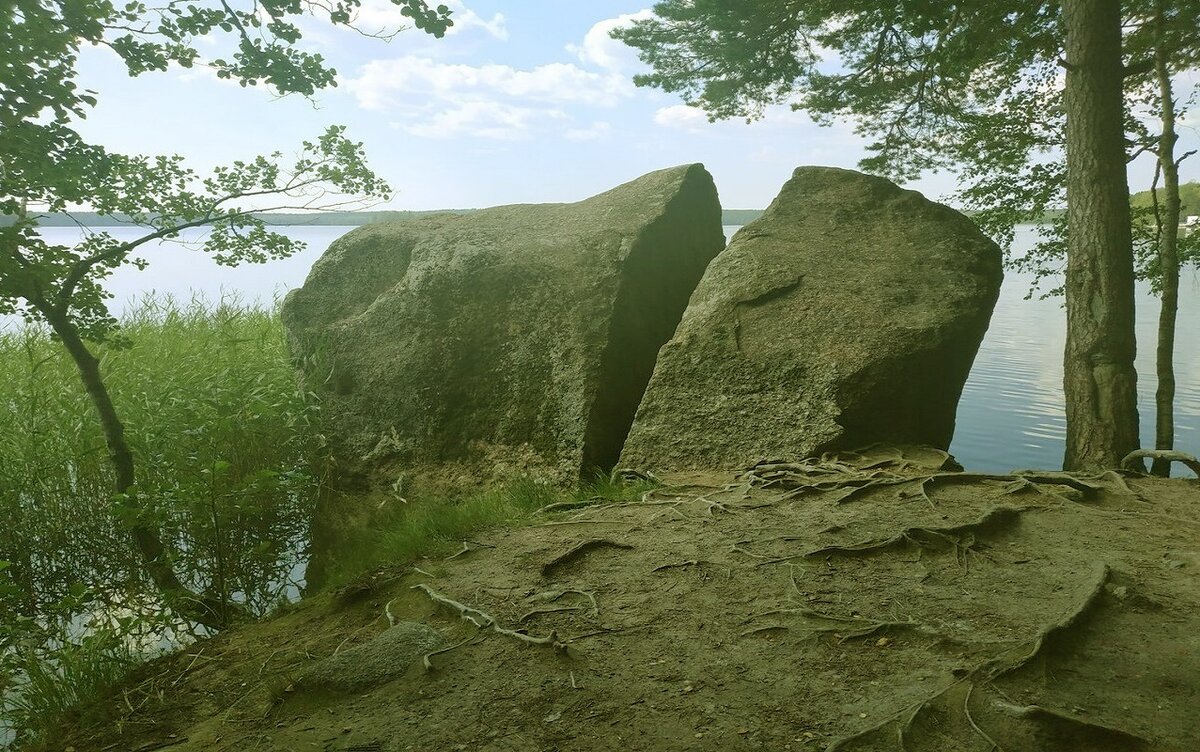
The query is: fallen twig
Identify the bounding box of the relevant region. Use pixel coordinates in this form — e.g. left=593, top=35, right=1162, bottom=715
left=420, top=631, right=485, bottom=672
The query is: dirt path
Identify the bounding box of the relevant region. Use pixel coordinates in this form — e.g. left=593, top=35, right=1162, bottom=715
left=54, top=449, right=1200, bottom=751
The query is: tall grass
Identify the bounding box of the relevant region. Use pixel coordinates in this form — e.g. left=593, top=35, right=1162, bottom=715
left=0, top=295, right=327, bottom=746
left=0, top=294, right=658, bottom=746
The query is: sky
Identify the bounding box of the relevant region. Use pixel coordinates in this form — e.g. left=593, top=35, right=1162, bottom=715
left=70, top=1, right=1200, bottom=213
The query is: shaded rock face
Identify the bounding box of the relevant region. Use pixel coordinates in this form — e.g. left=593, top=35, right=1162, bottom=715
left=620, top=166, right=1003, bottom=473
left=282, top=164, right=724, bottom=482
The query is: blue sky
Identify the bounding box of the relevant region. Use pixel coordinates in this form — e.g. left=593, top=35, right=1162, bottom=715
left=72, top=1, right=1200, bottom=212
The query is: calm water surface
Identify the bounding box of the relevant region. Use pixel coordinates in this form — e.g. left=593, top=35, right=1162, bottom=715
left=24, top=223, right=1200, bottom=473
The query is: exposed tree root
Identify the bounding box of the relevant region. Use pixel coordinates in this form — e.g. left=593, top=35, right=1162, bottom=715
left=536, top=484, right=744, bottom=523
left=610, top=467, right=660, bottom=484
left=743, top=451, right=1120, bottom=514
left=419, top=631, right=486, bottom=672
left=412, top=583, right=571, bottom=660
left=992, top=702, right=1149, bottom=749
left=803, top=506, right=1028, bottom=560
left=981, top=562, right=1111, bottom=679
left=741, top=607, right=930, bottom=644
left=824, top=678, right=971, bottom=752
left=536, top=498, right=605, bottom=514
left=444, top=539, right=494, bottom=561
left=541, top=539, right=633, bottom=578
left=822, top=563, right=1148, bottom=752
left=1122, top=449, right=1200, bottom=477
left=650, top=559, right=706, bottom=572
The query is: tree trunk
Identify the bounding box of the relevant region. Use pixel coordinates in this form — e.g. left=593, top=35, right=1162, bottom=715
left=1151, top=24, right=1181, bottom=477
left=1061, top=0, right=1141, bottom=471
left=43, top=308, right=227, bottom=629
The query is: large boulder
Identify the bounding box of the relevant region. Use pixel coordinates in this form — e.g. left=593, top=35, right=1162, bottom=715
left=620, top=166, right=1003, bottom=473
left=282, top=164, right=724, bottom=483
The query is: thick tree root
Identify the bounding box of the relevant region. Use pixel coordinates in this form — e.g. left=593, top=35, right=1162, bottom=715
left=1122, top=449, right=1200, bottom=477
left=412, top=583, right=571, bottom=664
left=992, top=702, right=1149, bottom=748
left=981, top=562, right=1110, bottom=679
left=822, top=563, right=1148, bottom=752
left=803, top=506, right=1028, bottom=560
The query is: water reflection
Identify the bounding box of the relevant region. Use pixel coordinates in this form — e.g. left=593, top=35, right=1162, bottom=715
left=954, top=225, right=1200, bottom=472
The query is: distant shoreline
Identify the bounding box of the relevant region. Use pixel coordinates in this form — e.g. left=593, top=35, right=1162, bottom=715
left=27, top=208, right=769, bottom=228
left=19, top=181, right=1196, bottom=230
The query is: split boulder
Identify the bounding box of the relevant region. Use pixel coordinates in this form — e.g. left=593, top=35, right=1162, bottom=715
left=282, top=164, right=725, bottom=483
left=620, top=166, right=1003, bottom=473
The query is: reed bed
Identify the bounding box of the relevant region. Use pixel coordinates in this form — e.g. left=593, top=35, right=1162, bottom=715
left=0, top=295, right=326, bottom=746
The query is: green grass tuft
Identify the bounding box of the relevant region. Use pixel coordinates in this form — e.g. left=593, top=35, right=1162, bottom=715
left=2, top=631, right=135, bottom=747
left=324, top=476, right=657, bottom=586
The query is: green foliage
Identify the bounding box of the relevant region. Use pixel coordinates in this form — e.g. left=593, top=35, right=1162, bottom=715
left=615, top=2, right=1198, bottom=265
left=2, top=126, right=393, bottom=343
left=615, top=2, right=1062, bottom=179
left=1, top=0, right=456, bottom=633
left=1132, top=181, right=1200, bottom=213
left=1, top=617, right=136, bottom=748
left=1, top=1, right=455, bottom=741
left=0, top=297, right=329, bottom=744
left=0, top=297, right=325, bottom=617
left=2, top=0, right=454, bottom=343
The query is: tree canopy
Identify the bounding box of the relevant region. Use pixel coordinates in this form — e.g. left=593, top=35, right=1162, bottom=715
left=2, top=1, right=453, bottom=341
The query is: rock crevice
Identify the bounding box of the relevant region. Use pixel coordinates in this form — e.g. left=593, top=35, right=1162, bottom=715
left=282, top=164, right=725, bottom=484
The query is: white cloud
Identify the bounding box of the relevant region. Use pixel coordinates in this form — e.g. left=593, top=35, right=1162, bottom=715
left=353, top=0, right=507, bottom=40
left=653, top=104, right=710, bottom=132
left=451, top=7, right=508, bottom=40
left=397, top=101, right=567, bottom=140
left=567, top=10, right=653, bottom=71
left=346, top=56, right=629, bottom=111
left=564, top=121, right=612, bottom=142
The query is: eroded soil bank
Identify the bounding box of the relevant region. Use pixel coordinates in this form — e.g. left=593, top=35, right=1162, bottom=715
left=50, top=448, right=1199, bottom=752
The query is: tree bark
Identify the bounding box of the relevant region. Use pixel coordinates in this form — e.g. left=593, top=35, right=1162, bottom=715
left=1151, top=20, right=1180, bottom=477
left=1061, top=0, right=1141, bottom=471
left=42, top=307, right=227, bottom=629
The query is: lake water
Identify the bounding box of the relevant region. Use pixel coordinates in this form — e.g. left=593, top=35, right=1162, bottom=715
left=20, top=223, right=1200, bottom=474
